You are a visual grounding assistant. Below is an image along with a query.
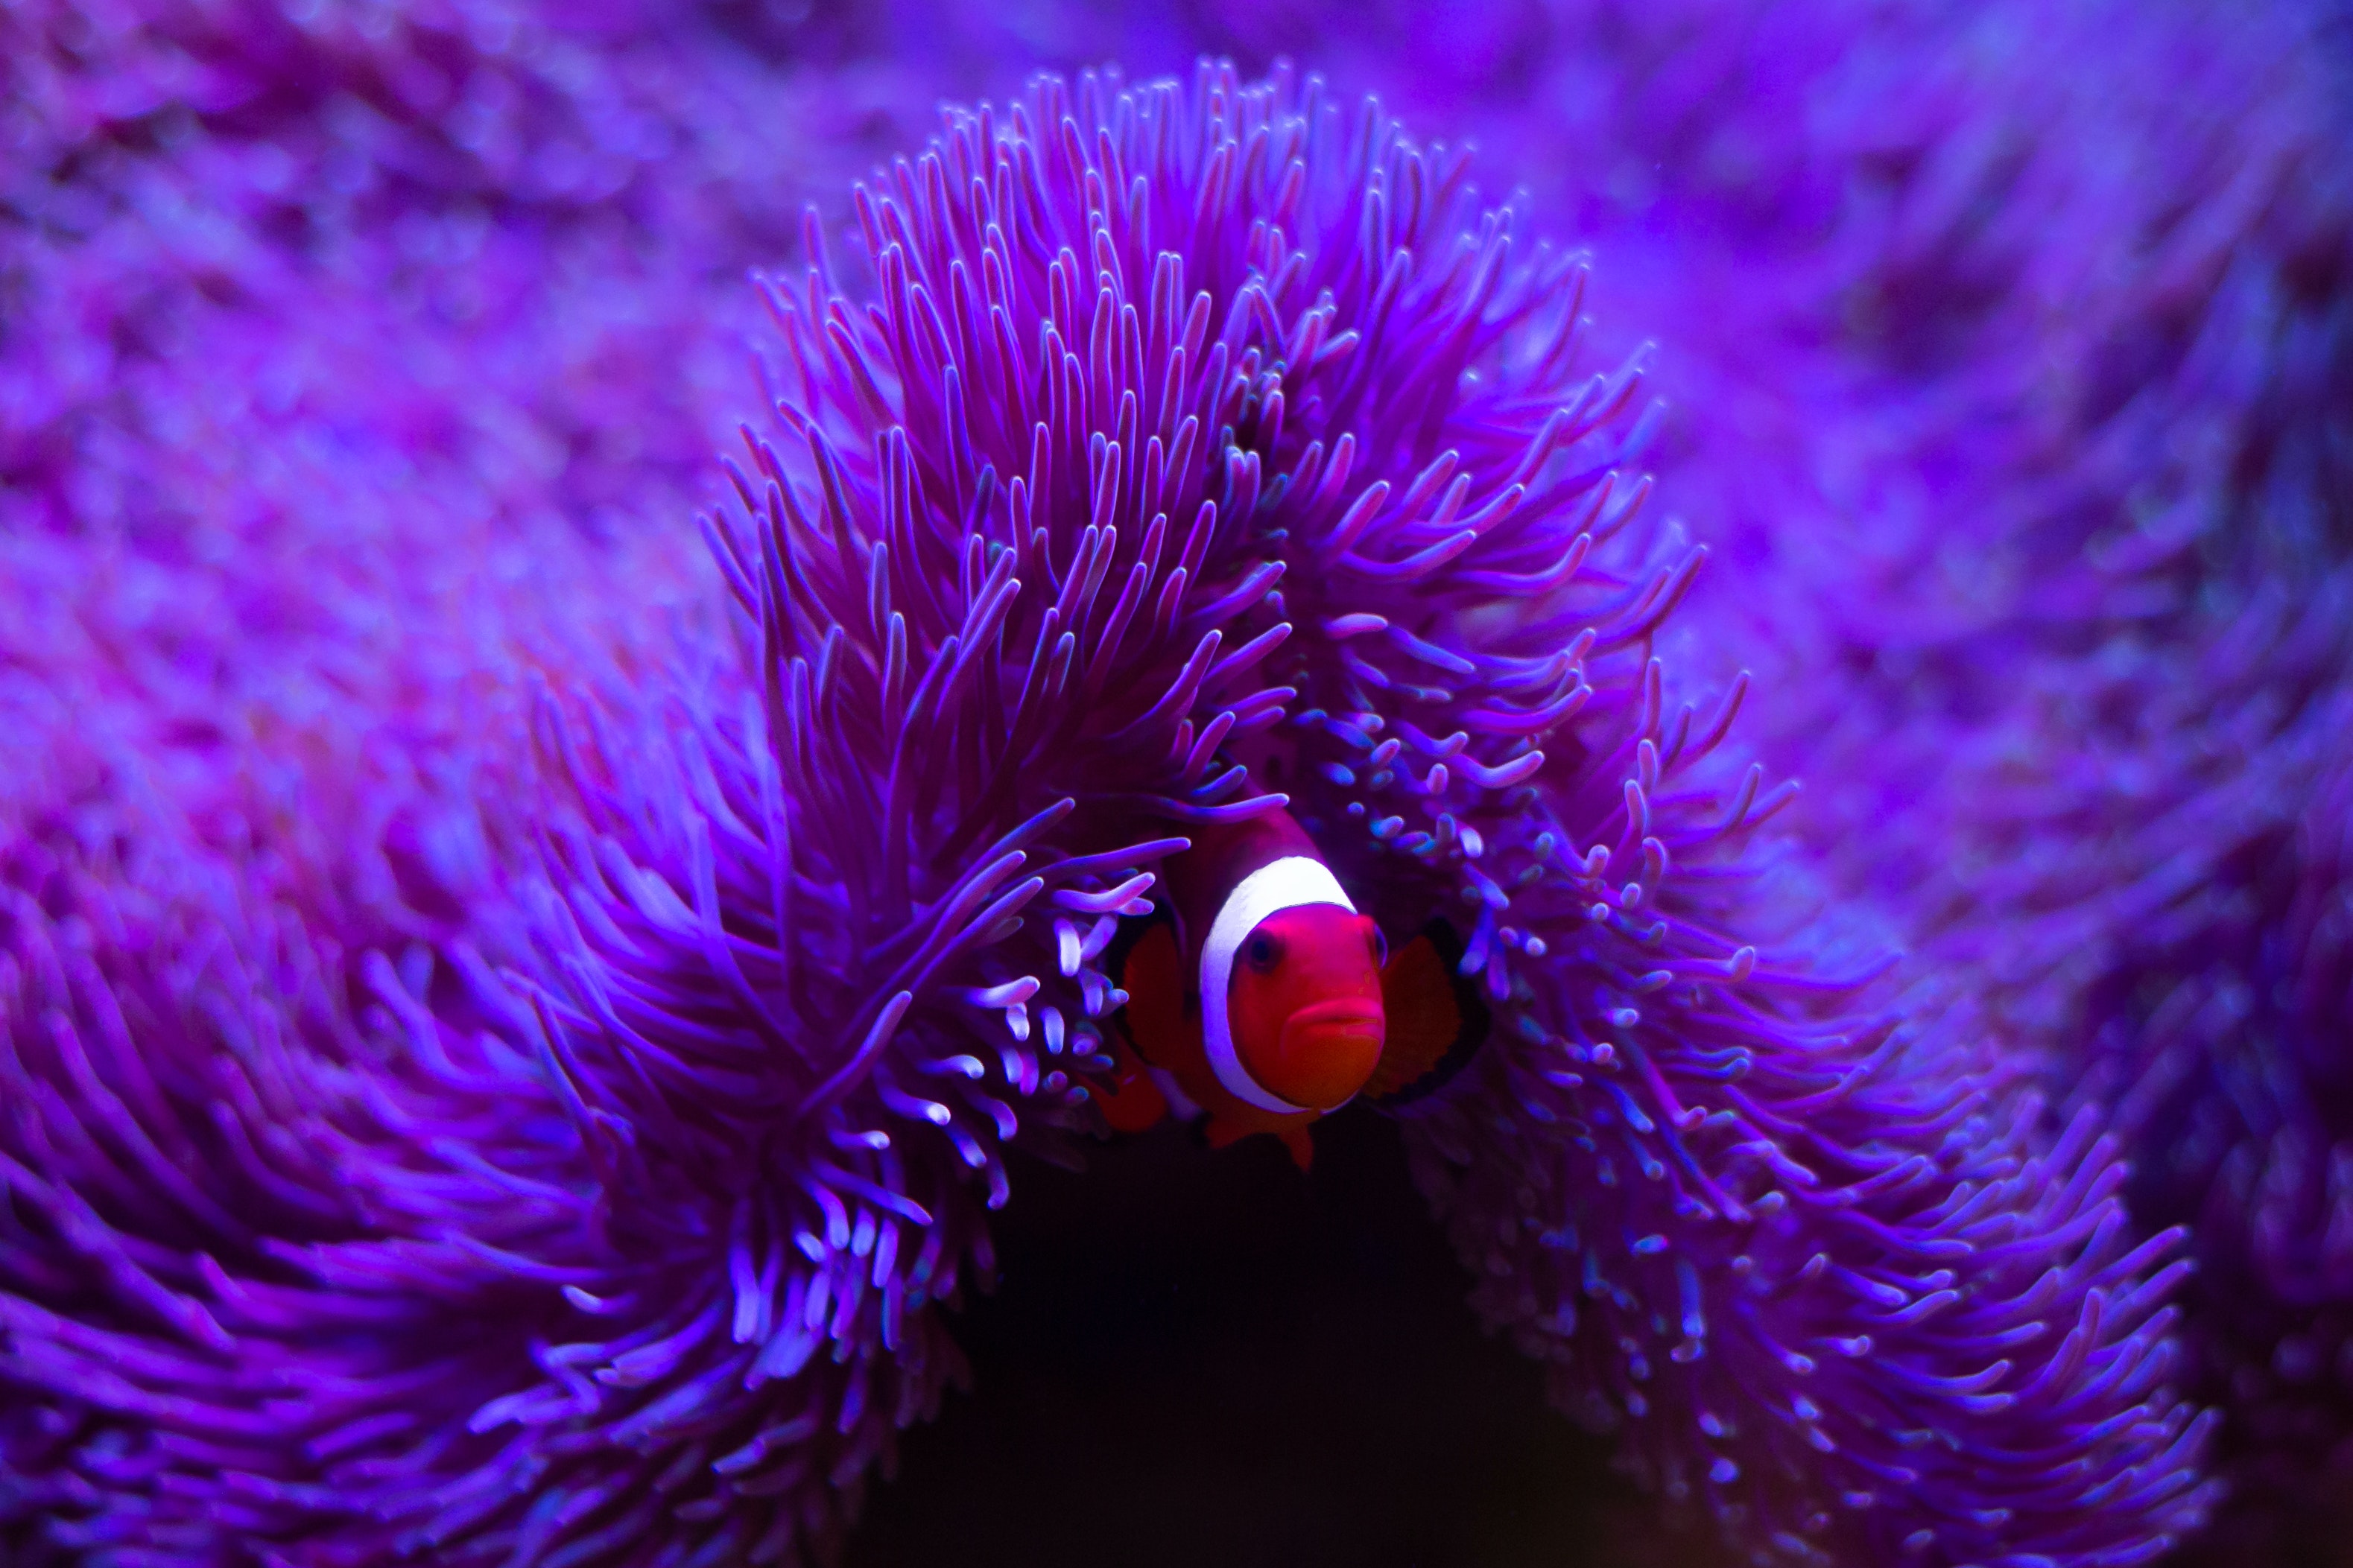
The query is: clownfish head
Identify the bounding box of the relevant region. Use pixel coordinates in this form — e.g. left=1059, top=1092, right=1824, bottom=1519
left=1226, top=903, right=1387, bottom=1111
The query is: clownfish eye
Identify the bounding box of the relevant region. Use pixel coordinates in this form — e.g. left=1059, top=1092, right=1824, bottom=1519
left=1364, top=918, right=1387, bottom=967
left=1245, top=932, right=1284, bottom=971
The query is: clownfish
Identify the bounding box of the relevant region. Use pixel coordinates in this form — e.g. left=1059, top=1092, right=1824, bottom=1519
left=1089, top=802, right=1487, bottom=1169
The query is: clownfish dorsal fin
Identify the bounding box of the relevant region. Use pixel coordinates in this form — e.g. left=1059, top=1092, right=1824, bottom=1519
left=1364, top=918, right=1489, bottom=1105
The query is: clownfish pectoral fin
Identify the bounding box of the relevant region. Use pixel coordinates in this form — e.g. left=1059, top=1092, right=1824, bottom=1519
left=1363, top=918, right=1491, bottom=1107
left=1278, top=1126, right=1316, bottom=1172
left=1089, top=1038, right=1170, bottom=1135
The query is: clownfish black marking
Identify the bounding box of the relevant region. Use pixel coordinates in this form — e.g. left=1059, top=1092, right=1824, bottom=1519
left=1089, top=802, right=1489, bottom=1169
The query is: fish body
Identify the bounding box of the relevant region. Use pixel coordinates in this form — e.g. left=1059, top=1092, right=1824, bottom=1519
left=1094, top=804, right=1485, bottom=1167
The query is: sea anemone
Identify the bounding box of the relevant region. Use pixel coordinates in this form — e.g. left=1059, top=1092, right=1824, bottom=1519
left=545, top=58, right=2229, bottom=1564
left=948, top=0, right=2353, bottom=1543
left=2, top=57, right=2220, bottom=1568
left=1492, top=1, right=2353, bottom=1534
left=2074, top=696, right=2353, bottom=1555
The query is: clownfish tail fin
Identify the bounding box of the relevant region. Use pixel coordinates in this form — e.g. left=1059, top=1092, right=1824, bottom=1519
left=1364, top=918, right=1491, bottom=1106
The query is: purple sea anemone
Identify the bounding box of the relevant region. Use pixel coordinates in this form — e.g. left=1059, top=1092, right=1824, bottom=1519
left=1495, top=1, right=2353, bottom=1537
left=943, top=1, right=2353, bottom=1544
left=544, top=58, right=2226, bottom=1562
left=2, top=51, right=2227, bottom=1568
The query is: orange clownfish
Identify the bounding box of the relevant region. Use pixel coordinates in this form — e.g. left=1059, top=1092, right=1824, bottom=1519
left=1090, top=803, right=1486, bottom=1169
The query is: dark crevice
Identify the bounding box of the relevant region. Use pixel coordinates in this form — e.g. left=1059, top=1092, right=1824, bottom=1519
left=846, top=1108, right=1716, bottom=1568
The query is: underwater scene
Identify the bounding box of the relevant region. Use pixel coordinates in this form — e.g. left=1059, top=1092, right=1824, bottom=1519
left=2, top=2, right=2349, bottom=1564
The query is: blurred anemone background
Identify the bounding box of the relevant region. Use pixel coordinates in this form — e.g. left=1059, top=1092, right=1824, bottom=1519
left=1, top=1, right=2349, bottom=1566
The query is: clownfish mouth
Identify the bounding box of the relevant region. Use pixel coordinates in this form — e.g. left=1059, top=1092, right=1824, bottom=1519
left=1259, top=997, right=1385, bottom=1111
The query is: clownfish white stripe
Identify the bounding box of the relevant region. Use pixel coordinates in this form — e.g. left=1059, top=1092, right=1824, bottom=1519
left=1198, top=856, right=1358, bottom=1115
